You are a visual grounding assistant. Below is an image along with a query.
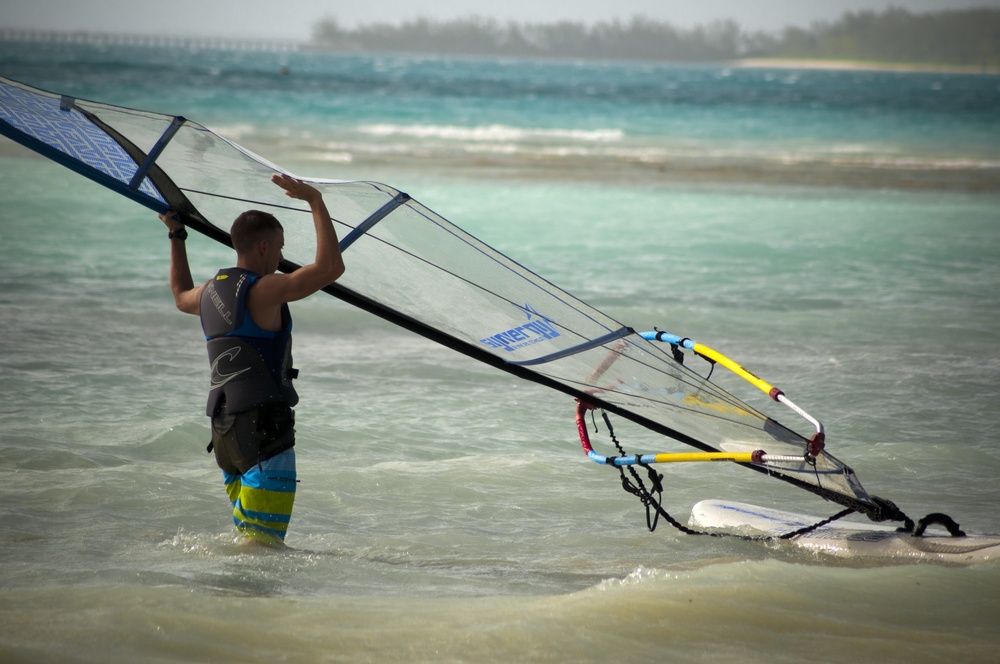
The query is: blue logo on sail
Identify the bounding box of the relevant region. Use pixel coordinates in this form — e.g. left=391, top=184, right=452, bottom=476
left=480, top=304, right=561, bottom=352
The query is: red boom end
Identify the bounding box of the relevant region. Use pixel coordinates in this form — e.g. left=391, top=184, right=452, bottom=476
left=808, top=432, right=826, bottom=457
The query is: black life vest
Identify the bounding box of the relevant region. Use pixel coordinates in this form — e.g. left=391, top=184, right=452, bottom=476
left=200, top=268, right=299, bottom=417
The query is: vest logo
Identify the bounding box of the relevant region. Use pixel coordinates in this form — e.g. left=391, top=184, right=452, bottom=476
left=480, top=303, right=560, bottom=353
left=210, top=346, right=252, bottom=389
left=206, top=282, right=233, bottom=325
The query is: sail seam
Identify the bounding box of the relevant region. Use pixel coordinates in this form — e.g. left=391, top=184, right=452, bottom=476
left=508, top=326, right=635, bottom=366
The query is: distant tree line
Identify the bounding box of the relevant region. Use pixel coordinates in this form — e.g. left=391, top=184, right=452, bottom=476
left=311, top=9, right=1000, bottom=67
left=761, top=8, right=1000, bottom=66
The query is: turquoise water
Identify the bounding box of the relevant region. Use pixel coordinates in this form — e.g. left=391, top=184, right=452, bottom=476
left=1, top=42, right=999, bottom=662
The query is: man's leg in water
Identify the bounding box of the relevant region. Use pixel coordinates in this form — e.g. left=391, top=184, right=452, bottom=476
left=222, top=448, right=297, bottom=544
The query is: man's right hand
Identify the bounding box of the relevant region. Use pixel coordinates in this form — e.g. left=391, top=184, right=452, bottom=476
left=272, top=174, right=321, bottom=205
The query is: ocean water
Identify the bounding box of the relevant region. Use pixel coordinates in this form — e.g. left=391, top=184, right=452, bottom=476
left=1, top=42, right=1000, bottom=663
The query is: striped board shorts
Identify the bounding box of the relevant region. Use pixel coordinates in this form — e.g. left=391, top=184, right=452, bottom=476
left=222, top=447, right=297, bottom=544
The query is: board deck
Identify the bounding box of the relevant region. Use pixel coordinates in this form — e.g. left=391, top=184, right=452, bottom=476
left=690, top=500, right=1000, bottom=564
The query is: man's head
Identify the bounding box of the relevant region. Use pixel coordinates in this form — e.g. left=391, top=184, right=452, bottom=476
left=231, top=210, right=285, bottom=274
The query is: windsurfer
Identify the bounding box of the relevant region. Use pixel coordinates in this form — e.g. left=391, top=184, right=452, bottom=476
left=159, top=173, right=345, bottom=544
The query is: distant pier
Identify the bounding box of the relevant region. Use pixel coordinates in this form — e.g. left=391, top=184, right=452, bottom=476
left=0, top=28, right=302, bottom=52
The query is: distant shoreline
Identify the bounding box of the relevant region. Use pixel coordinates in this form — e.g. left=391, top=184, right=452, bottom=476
left=1, top=28, right=996, bottom=74
left=732, top=58, right=997, bottom=74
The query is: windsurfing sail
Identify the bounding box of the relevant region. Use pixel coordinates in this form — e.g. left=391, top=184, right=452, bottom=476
left=0, top=75, right=902, bottom=524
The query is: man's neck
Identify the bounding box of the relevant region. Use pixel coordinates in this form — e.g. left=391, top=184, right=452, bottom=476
left=236, top=257, right=265, bottom=276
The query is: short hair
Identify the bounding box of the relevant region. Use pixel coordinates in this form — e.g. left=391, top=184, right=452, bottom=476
left=230, top=210, right=283, bottom=255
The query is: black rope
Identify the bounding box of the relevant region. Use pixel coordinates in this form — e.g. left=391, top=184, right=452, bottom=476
left=593, top=410, right=967, bottom=545
left=776, top=507, right=856, bottom=539
left=602, top=410, right=664, bottom=532
left=596, top=410, right=858, bottom=542
left=870, top=495, right=915, bottom=533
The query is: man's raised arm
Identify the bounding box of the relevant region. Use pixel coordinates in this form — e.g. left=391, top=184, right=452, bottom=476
left=259, top=174, right=346, bottom=305
left=159, top=211, right=203, bottom=315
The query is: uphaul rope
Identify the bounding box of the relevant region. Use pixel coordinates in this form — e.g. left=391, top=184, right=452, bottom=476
left=575, top=332, right=965, bottom=541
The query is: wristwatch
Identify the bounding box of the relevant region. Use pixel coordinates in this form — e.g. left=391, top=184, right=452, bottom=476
left=168, top=228, right=188, bottom=241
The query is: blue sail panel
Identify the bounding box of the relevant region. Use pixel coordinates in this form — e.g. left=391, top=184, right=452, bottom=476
left=0, top=80, right=164, bottom=203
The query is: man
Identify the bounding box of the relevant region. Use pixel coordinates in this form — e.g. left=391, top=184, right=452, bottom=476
left=159, top=173, right=345, bottom=544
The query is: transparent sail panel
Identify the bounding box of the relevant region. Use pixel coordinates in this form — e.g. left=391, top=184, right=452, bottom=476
left=0, top=76, right=873, bottom=511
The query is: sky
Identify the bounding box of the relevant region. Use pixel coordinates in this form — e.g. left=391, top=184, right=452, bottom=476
left=3, top=0, right=1000, bottom=41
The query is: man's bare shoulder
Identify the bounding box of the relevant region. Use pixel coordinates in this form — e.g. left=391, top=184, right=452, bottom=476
left=246, top=273, right=289, bottom=331
left=176, top=281, right=207, bottom=316
left=252, top=264, right=340, bottom=307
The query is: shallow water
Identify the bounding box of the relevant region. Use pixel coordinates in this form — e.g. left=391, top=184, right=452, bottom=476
left=1, top=42, right=999, bottom=662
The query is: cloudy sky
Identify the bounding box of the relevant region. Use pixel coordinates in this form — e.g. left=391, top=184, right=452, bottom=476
left=4, top=0, right=999, bottom=40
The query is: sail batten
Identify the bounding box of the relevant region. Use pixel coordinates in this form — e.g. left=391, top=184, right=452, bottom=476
left=129, top=115, right=184, bottom=191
